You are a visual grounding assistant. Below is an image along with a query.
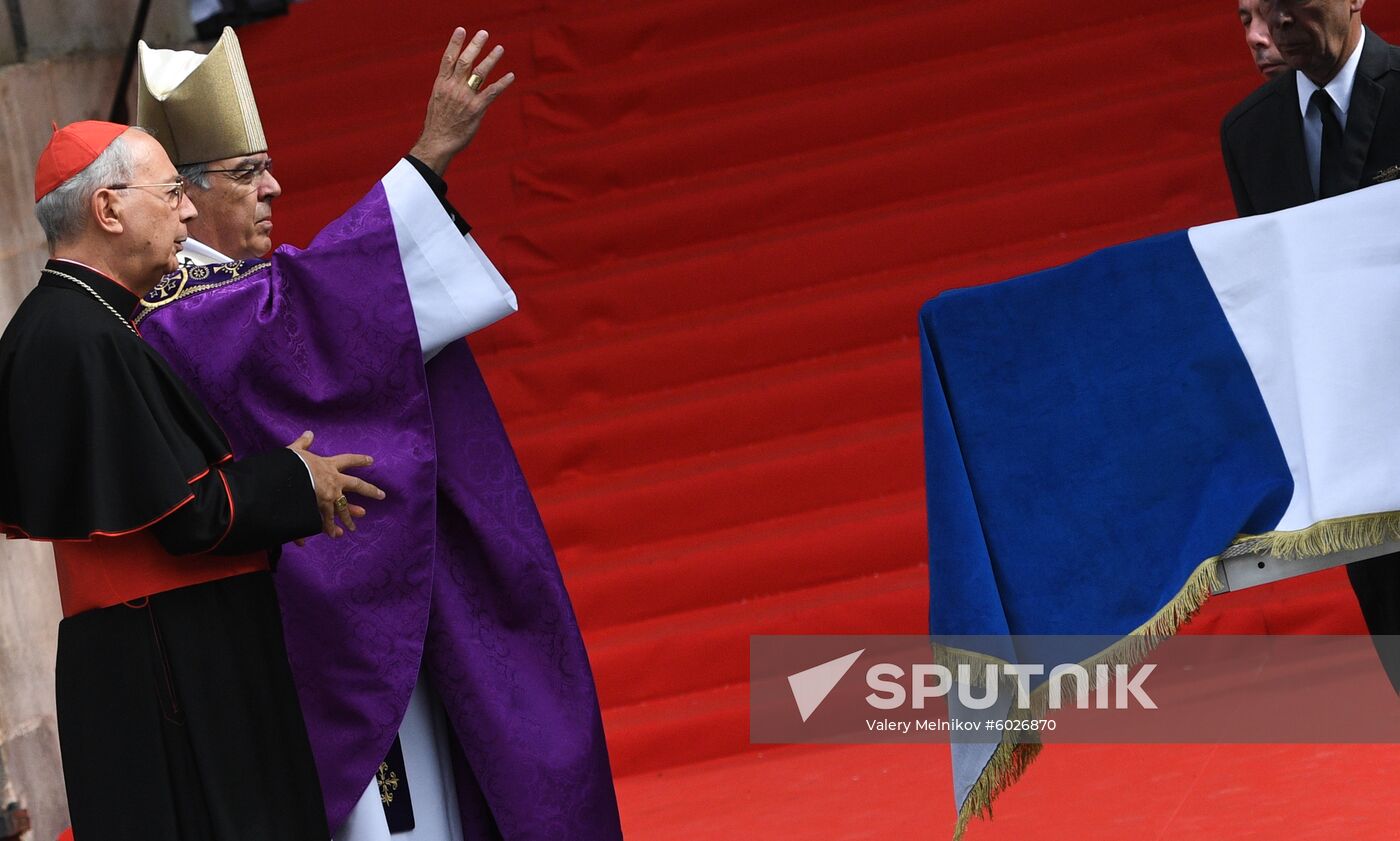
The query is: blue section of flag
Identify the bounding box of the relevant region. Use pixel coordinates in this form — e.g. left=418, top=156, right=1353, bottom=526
left=920, top=230, right=1294, bottom=638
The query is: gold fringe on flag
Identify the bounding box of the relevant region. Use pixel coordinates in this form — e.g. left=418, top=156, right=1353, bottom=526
left=951, top=740, right=1042, bottom=841
left=950, top=509, right=1400, bottom=839
left=1230, top=510, right=1400, bottom=560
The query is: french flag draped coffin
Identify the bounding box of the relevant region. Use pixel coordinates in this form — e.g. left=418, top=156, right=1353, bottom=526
left=920, top=181, right=1400, bottom=836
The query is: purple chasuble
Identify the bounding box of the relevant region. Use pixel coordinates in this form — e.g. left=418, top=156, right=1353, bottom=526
left=135, top=183, right=621, bottom=839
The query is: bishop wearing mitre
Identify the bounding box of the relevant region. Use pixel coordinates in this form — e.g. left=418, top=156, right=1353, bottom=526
left=132, top=26, right=624, bottom=841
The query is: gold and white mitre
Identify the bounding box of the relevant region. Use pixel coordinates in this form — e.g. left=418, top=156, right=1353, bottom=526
left=136, top=27, right=267, bottom=166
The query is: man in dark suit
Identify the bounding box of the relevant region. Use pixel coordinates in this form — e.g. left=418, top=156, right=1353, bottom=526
left=1221, top=0, right=1400, bottom=692
left=1221, top=0, right=1400, bottom=216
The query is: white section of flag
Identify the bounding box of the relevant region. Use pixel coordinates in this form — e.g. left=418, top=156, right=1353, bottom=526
left=1188, top=180, right=1400, bottom=532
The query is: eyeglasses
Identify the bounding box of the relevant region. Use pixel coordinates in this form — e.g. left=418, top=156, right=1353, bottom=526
left=107, top=179, right=187, bottom=209
left=204, top=158, right=274, bottom=185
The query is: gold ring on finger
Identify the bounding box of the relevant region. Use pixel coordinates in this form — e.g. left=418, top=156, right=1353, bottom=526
left=466, top=73, right=484, bottom=92
left=334, top=495, right=350, bottom=511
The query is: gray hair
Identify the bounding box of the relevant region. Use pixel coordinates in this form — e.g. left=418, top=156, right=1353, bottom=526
left=178, top=160, right=211, bottom=190
left=34, top=131, right=139, bottom=249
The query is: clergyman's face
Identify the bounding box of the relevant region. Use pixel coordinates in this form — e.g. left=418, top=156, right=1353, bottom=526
left=185, top=151, right=282, bottom=259
left=120, top=130, right=198, bottom=283
left=1260, top=0, right=1365, bottom=83
left=1240, top=0, right=1288, bottom=78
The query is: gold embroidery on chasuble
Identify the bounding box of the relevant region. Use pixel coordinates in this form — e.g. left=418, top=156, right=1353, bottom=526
left=135, top=259, right=271, bottom=326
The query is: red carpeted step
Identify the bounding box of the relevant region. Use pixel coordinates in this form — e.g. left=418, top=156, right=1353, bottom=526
left=537, top=414, right=921, bottom=556
left=258, top=0, right=1173, bottom=168
left=492, top=95, right=1221, bottom=277
left=520, top=2, right=1240, bottom=136
left=240, top=1, right=541, bottom=77
left=613, top=743, right=946, bottom=839
left=265, top=11, right=1249, bottom=240
left=531, top=0, right=929, bottom=76
left=601, top=683, right=750, bottom=775
left=245, top=37, right=533, bottom=155
left=269, top=56, right=1235, bottom=237
left=505, top=184, right=1271, bottom=489
left=511, top=343, right=917, bottom=488
left=475, top=155, right=1227, bottom=421
left=271, top=50, right=1241, bottom=251
left=586, top=565, right=926, bottom=709
left=255, top=5, right=1258, bottom=247
left=509, top=57, right=1241, bottom=212
left=613, top=741, right=1400, bottom=840
left=468, top=207, right=1201, bottom=360
left=562, top=490, right=926, bottom=629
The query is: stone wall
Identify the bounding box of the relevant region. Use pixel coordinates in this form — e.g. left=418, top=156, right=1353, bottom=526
left=1, top=0, right=194, bottom=62
left=0, top=542, right=63, bottom=841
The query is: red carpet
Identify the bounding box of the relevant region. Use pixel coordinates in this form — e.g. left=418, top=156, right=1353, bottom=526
left=239, top=1, right=1399, bottom=836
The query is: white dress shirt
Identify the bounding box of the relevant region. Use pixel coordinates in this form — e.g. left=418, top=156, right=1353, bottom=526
left=1295, top=33, right=1366, bottom=197
left=177, top=236, right=234, bottom=265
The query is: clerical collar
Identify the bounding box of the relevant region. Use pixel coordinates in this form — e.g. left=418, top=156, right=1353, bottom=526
left=45, top=259, right=141, bottom=314
left=1296, top=29, right=1366, bottom=123
left=179, top=237, right=234, bottom=267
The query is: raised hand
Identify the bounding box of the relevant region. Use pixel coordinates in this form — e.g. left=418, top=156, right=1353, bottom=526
left=408, top=27, right=516, bottom=176
left=285, top=430, right=386, bottom=538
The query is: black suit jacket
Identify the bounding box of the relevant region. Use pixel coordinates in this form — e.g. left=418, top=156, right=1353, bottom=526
left=1221, top=29, right=1400, bottom=216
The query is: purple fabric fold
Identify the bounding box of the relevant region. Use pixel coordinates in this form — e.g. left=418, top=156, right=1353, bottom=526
left=425, top=339, right=621, bottom=839
left=136, top=182, right=620, bottom=839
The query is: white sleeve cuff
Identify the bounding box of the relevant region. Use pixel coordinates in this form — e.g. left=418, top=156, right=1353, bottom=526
left=381, top=159, right=519, bottom=361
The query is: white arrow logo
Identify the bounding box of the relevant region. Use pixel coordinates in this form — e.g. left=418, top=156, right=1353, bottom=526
left=787, top=649, right=865, bottom=722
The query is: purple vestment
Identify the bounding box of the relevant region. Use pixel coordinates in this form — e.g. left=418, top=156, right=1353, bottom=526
left=136, top=183, right=622, bottom=839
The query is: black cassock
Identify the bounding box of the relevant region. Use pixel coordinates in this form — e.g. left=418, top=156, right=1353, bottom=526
left=0, top=260, right=328, bottom=840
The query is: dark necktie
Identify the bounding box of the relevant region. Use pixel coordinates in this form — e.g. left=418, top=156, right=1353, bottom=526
left=1311, top=88, right=1345, bottom=199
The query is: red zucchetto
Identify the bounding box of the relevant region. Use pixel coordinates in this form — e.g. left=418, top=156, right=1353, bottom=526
left=34, top=120, right=129, bottom=202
